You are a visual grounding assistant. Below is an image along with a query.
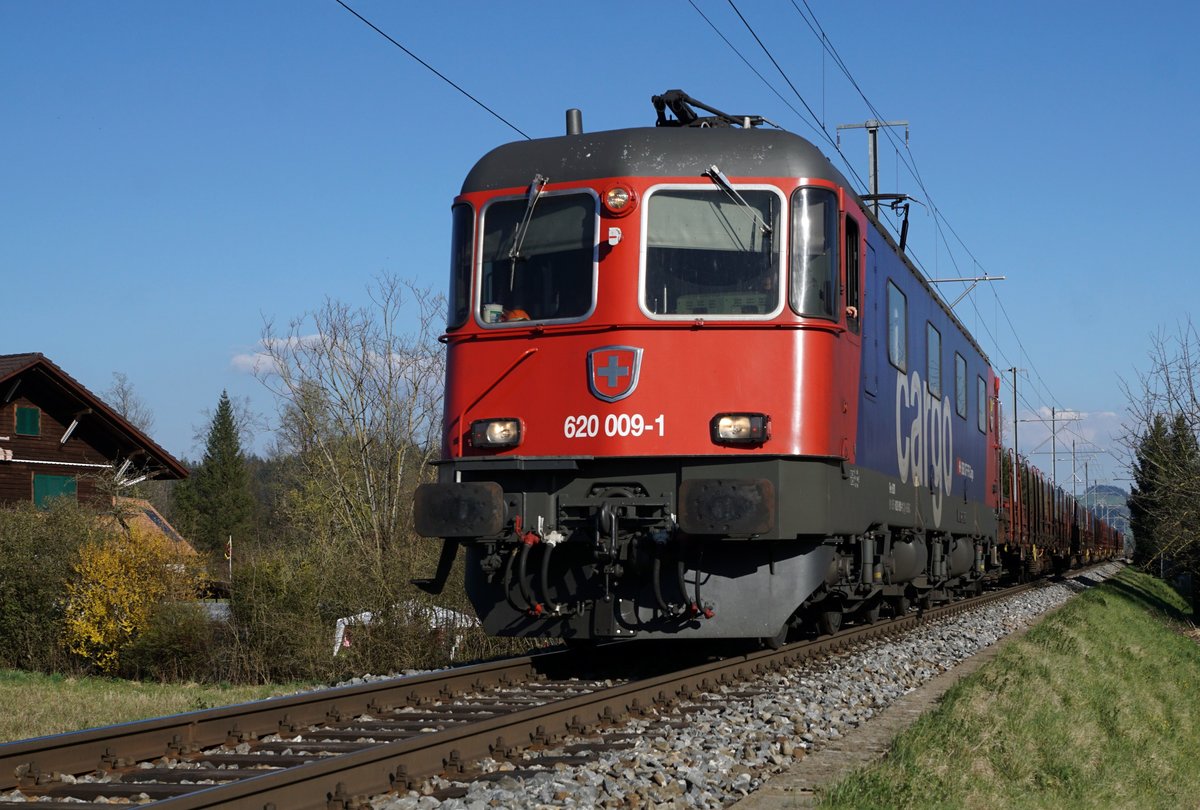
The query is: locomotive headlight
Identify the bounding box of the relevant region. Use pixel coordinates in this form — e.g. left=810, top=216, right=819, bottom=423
left=602, top=183, right=637, bottom=216
left=711, top=413, right=771, bottom=444
left=470, top=418, right=522, bottom=448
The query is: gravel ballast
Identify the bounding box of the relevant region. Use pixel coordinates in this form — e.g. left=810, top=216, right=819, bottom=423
left=372, top=564, right=1123, bottom=809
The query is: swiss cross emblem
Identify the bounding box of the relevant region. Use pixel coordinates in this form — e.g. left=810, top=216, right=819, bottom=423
left=587, top=346, right=643, bottom=402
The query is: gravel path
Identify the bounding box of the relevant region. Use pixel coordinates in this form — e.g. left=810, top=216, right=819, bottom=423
left=371, top=564, right=1122, bottom=810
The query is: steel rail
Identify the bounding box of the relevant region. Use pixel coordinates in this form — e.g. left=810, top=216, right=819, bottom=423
left=152, top=581, right=1040, bottom=809
left=1, top=580, right=1042, bottom=809
left=0, top=649, right=579, bottom=793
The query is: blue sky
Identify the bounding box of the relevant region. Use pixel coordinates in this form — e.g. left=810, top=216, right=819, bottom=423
left=3, top=1, right=1196, bottom=492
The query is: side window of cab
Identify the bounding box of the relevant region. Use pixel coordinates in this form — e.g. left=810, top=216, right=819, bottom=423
left=844, top=216, right=860, bottom=332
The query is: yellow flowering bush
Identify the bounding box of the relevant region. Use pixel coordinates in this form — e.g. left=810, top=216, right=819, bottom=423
left=62, top=524, right=205, bottom=674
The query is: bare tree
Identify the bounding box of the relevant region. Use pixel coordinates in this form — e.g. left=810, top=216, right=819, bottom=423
left=101, top=372, right=170, bottom=507
left=1120, top=319, right=1200, bottom=594
left=255, top=276, right=445, bottom=576
left=104, top=371, right=156, bottom=434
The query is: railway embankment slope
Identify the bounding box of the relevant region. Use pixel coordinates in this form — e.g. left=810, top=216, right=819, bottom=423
left=747, top=565, right=1200, bottom=809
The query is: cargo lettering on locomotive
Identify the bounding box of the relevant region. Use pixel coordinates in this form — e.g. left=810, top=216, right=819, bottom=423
left=895, top=367, right=955, bottom=527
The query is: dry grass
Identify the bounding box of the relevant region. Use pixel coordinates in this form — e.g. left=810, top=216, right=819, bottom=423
left=0, top=670, right=314, bottom=743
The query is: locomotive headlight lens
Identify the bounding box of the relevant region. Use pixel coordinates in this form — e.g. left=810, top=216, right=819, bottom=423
left=602, top=184, right=637, bottom=216
left=711, top=413, right=770, bottom=444
left=605, top=187, right=630, bottom=209
left=470, top=418, right=522, bottom=448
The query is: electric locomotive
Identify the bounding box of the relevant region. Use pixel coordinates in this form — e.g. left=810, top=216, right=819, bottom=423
left=415, top=91, right=1008, bottom=645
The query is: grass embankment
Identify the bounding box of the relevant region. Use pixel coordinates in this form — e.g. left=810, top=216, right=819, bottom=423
left=820, top=567, right=1200, bottom=809
left=0, top=670, right=316, bottom=743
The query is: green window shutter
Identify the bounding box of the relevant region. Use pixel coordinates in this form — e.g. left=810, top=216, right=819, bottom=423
left=33, top=474, right=77, bottom=508
left=15, top=407, right=40, bottom=436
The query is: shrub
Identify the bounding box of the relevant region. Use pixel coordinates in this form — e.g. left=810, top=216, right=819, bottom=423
left=225, top=546, right=338, bottom=683
left=0, top=501, right=98, bottom=672
left=331, top=603, right=448, bottom=674
left=121, top=601, right=217, bottom=682
left=62, top=524, right=205, bottom=674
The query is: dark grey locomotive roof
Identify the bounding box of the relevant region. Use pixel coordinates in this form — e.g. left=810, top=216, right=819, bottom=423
left=461, top=126, right=856, bottom=193
left=461, top=122, right=991, bottom=367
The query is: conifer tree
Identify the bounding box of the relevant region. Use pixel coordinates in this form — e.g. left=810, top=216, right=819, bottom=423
left=1166, top=413, right=1200, bottom=569
left=177, top=391, right=254, bottom=554
left=1128, top=414, right=1167, bottom=567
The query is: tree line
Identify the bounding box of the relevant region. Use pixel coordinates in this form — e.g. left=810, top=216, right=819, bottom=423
left=21, top=285, right=1193, bottom=682
left=0, top=276, right=530, bottom=683
left=1125, top=320, right=1200, bottom=609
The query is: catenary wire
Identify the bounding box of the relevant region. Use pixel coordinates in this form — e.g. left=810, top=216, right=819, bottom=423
left=686, top=0, right=826, bottom=143
left=714, top=0, right=1061, bottom=437
left=332, top=0, right=531, bottom=140
left=788, top=1, right=1088, bottom=439
left=724, top=2, right=834, bottom=152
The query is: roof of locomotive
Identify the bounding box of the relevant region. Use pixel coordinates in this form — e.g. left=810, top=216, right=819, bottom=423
left=461, top=126, right=857, bottom=193
left=462, top=123, right=993, bottom=369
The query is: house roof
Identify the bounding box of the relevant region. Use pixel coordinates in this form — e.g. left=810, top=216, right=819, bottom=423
left=0, top=352, right=188, bottom=480
left=112, top=496, right=195, bottom=555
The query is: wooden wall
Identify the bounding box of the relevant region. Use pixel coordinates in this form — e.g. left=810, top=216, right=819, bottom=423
left=0, top=374, right=114, bottom=507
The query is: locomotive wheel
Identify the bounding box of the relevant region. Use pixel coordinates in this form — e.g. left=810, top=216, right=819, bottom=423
left=817, top=608, right=843, bottom=636
left=761, top=623, right=789, bottom=650
left=859, top=599, right=881, bottom=625
left=890, top=595, right=911, bottom=617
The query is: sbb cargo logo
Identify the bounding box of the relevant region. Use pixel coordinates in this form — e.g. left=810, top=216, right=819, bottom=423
left=895, top=368, right=954, bottom=528
left=587, top=346, right=643, bottom=402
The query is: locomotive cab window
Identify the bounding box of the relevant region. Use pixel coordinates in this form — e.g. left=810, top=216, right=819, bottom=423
left=479, top=191, right=596, bottom=325
left=844, top=215, right=860, bottom=332
left=927, top=323, right=942, bottom=398
left=448, top=203, right=473, bottom=329
left=791, top=187, right=839, bottom=320
left=643, top=187, right=782, bottom=317
left=886, top=280, right=907, bottom=371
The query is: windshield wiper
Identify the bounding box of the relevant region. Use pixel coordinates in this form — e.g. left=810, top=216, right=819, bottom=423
left=703, top=165, right=772, bottom=237
left=508, top=174, right=549, bottom=263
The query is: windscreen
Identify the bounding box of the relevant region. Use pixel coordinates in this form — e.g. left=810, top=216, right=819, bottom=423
left=479, top=192, right=595, bottom=324
left=644, top=189, right=781, bottom=316
left=791, top=187, right=839, bottom=320
left=447, top=203, right=473, bottom=329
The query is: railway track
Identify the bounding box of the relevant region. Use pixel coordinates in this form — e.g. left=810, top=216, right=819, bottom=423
left=1, top=581, right=1041, bottom=809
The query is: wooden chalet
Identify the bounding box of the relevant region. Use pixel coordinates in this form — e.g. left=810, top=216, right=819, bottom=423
left=0, top=353, right=187, bottom=507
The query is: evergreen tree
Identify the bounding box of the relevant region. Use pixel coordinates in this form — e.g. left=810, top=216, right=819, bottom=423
left=1166, top=413, right=1200, bottom=573
left=176, top=391, right=254, bottom=554
left=1128, top=414, right=1167, bottom=567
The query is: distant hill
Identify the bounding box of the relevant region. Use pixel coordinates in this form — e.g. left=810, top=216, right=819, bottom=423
left=1083, top=484, right=1130, bottom=549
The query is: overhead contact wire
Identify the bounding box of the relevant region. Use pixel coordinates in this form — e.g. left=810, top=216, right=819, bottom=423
left=686, top=0, right=825, bottom=143
left=333, top=0, right=531, bottom=140
left=792, top=0, right=1077, bottom=432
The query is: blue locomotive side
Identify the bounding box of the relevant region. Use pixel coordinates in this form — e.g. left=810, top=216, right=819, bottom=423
left=854, top=225, right=998, bottom=538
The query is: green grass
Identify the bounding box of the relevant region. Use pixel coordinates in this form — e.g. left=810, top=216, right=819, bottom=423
left=819, top=567, right=1200, bottom=810
left=0, top=670, right=318, bottom=743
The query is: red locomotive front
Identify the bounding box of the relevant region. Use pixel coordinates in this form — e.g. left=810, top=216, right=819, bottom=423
left=443, top=173, right=863, bottom=464
left=415, top=94, right=1023, bottom=643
